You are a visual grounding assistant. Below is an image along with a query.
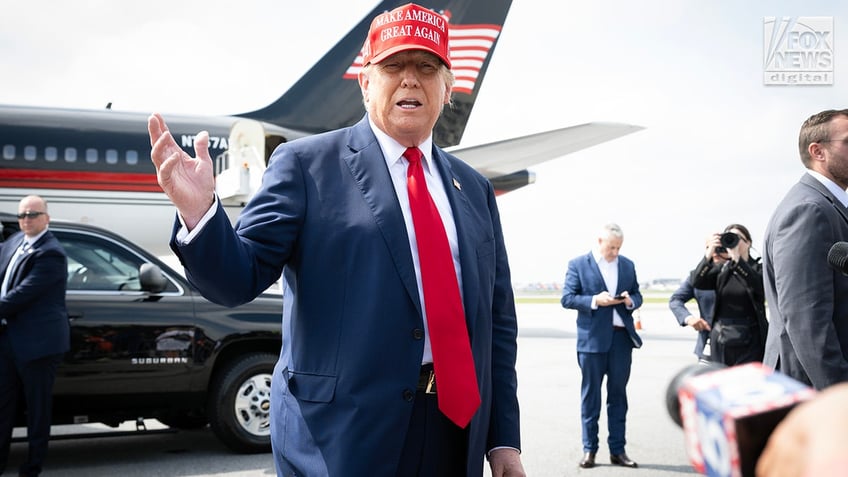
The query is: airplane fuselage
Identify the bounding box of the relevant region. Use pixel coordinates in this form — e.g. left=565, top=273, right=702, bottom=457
left=0, top=105, right=297, bottom=255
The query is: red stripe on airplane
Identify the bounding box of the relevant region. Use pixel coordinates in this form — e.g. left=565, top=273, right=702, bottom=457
left=0, top=169, right=162, bottom=192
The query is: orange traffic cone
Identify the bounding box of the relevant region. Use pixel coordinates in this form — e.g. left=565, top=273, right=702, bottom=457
left=634, top=310, right=643, bottom=330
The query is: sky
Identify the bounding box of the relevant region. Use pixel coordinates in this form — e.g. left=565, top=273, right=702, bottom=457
left=0, top=0, right=845, bottom=286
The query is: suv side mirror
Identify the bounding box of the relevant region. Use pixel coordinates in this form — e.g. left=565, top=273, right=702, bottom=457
left=139, top=263, right=167, bottom=293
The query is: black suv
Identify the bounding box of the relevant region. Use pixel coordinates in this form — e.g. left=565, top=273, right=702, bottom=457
left=1, top=213, right=282, bottom=453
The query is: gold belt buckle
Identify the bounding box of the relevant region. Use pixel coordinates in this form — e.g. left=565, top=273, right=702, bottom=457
left=425, top=370, right=436, bottom=394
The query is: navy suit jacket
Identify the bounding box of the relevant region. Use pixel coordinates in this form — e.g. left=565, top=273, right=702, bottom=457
left=668, top=277, right=715, bottom=359
left=170, top=116, right=520, bottom=476
left=0, top=230, right=69, bottom=363
left=561, top=252, right=643, bottom=352
left=764, top=173, right=848, bottom=389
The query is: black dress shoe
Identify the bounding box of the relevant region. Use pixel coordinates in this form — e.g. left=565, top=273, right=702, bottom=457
left=610, top=452, right=638, bottom=468
left=579, top=451, right=596, bottom=468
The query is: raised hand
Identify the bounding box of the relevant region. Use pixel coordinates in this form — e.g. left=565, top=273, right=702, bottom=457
left=148, top=113, right=216, bottom=229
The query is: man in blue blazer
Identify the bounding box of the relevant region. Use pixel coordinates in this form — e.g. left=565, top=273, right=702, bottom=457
left=0, top=195, right=69, bottom=477
left=668, top=247, right=725, bottom=362
left=147, top=4, right=523, bottom=476
left=763, top=109, right=848, bottom=390
left=668, top=277, right=715, bottom=361
left=561, top=223, right=642, bottom=469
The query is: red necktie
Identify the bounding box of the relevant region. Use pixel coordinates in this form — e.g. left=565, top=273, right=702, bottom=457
left=404, top=146, right=480, bottom=428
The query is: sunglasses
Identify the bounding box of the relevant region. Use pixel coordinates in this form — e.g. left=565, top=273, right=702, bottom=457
left=17, top=211, right=45, bottom=219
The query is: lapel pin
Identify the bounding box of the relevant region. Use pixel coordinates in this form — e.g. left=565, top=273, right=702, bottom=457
left=453, top=178, right=461, bottom=190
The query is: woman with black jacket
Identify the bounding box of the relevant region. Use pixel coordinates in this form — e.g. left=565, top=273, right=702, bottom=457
left=690, top=224, right=768, bottom=366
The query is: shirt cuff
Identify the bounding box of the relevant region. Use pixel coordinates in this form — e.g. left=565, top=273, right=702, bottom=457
left=175, top=196, right=219, bottom=245
left=487, top=446, right=521, bottom=457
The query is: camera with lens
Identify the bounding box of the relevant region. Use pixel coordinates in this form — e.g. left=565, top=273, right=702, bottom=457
left=715, top=232, right=740, bottom=253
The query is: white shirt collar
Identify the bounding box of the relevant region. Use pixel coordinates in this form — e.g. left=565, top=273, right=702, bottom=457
left=807, top=170, right=848, bottom=208
left=23, top=227, right=48, bottom=247
left=592, top=248, right=617, bottom=266
left=367, top=116, right=434, bottom=172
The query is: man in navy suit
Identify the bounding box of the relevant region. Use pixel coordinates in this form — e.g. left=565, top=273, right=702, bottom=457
left=147, top=3, right=524, bottom=476
left=561, top=223, right=642, bottom=469
left=763, top=109, right=848, bottom=390
left=668, top=247, right=726, bottom=362
left=668, top=278, right=715, bottom=362
left=0, top=195, right=69, bottom=477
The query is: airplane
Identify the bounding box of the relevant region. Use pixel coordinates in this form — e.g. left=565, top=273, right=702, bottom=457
left=0, top=0, right=642, bottom=257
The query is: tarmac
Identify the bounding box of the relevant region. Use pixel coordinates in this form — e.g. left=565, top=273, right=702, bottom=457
left=10, top=300, right=703, bottom=476
left=503, top=300, right=700, bottom=476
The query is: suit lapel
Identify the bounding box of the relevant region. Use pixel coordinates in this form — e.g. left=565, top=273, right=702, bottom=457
left=615, top=259, right=629, bottom=295
left=585, top=253, right=607, bottom=292
left=0, top=232, right=24, bottom=278
left=801, top=173, right=848, bottom=226
left=343, top=119, right=421, bottom=312
left=1, top=233, right=33, bottom=292
left=342, top=118, right=483, bottom=324
left=430, top=148, right=479, bottom=325
left=13, top=233, right=49, bottom=284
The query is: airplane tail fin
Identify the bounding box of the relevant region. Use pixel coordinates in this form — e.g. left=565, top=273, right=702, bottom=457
left=236, top=0, right=513, bottom=148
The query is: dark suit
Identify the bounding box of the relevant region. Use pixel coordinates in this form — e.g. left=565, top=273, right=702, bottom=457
left=763, top=173, right=848, bottom=389
left=668, top=277, right=715, bottom=360
left=0, top=230, right=69, bottom=476
left=561, top=252, right=642, bottom=454
left=170, top=116, right=520, bottom=476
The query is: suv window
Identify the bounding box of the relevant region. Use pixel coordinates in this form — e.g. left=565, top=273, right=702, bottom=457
left=56, top=231, right=177, bottom=293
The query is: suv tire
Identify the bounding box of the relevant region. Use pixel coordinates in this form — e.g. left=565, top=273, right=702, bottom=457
left=207, top=352, right=276, bottom=453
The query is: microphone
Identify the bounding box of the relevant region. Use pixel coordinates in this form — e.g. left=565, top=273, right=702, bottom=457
left=666, top=362, right=816, bottom=477
left=665, top=361, right=726, bottom=428
left=827, top=241, right=848, bottom=274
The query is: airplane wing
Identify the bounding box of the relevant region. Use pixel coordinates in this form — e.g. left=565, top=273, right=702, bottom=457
left=449, top=122, right=644, bottom=193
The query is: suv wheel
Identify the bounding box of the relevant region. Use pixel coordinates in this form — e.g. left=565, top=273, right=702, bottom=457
left=207, top=352, right=276, bottom=453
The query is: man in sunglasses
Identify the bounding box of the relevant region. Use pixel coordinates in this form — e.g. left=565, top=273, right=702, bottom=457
left=0, top=195, right=69, bottom=477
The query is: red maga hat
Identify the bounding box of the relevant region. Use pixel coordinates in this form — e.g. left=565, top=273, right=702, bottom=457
left=361, top=3, right=451, bottom=68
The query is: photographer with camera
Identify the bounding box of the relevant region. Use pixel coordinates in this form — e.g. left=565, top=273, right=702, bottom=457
left=690, top=224, right=768, bottom=366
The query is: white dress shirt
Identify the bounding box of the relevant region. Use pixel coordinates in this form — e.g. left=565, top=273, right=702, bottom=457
left=592, top=249, right=626, bottom=327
